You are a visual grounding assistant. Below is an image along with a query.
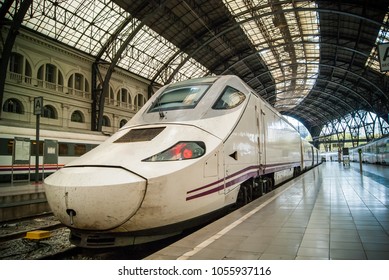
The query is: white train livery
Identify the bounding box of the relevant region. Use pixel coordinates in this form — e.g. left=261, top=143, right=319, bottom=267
left=350, top=136, right=389, bottom=165
left=44, top=75, right=319, bottom=248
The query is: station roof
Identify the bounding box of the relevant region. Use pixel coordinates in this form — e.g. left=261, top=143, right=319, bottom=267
left=4, top=0, right=389, bottom=135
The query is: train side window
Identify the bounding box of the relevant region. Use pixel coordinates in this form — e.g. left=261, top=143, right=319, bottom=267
left=212, top=86, right=246, bottom=110
left=87, top=144, right=98, bottom=152
left=59, top=143, right=69, bottom=156
left=74, top=144, right=86, bottom=156
left=0, top=139, right=13, bottom=155
left=31, top=141, right=43, bottom=156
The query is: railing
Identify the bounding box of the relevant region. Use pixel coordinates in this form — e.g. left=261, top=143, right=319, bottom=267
left=104, top=98, right=137, bottom=111
left=8, top=71, right=139, bottom=109
left=7, top=71, right=90, bottom=100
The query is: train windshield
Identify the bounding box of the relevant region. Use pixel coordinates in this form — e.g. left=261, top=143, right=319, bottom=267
left=148, top=84, right=210, bottom=113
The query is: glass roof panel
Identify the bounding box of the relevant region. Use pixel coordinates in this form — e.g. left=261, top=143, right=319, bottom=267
left=366, top=12, right=389, bottom=76
left=11, top=0, right=130, bottom=56
left=223, top=0, right=320, bottom=110
left=5, top=0, right=207, bottom=82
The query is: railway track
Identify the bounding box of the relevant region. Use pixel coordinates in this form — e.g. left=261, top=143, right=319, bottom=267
left=0, top=214, right=73, bottom=260
left=0, top=213, right=193, bottom=260
left=0, top=178, right=292, bottom=260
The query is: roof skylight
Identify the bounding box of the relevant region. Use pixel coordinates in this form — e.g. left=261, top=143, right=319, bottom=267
left=223, top=0, right=320, bottom=110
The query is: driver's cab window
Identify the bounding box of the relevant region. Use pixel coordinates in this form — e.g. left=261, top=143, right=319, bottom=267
left=213, top=86, right=246, bottom=109
left=148, top=84, right=209, bottom=112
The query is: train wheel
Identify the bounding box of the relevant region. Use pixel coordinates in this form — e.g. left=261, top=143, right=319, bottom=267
left=236, top=181, right=254, bottom=207
left=293, top=167, right=301, bottom=177
left=268, top=178, right=274, bottom=191
left=265, top=180, right=270, bottom=193
left=236, top=185, right=246, bottom=207
left=242, top=186, right=249, bottom=205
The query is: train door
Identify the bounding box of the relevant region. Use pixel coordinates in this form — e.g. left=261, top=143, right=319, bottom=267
left=256, top=104, right=265, bottom=167
left=220, top=95, right=259, bottom=196
left=311, top=146, right=314, bottom=166
left=257, top=106, right=266, bottom=166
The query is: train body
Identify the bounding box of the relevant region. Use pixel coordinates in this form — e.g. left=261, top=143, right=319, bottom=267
left=350, top=136, right=389, bottom=165
left=0, top=125, right=107, bottom=183
left=44, top=75, right=319, bottom=248
left=321, top=151, right=340, bottom=162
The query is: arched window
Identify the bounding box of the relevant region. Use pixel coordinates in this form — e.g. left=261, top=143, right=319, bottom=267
left=42, top=105, right=57, bottom=119
left=3, top=98, right=24, bottom=114
left=9, top=53, right=23, bottom=74
left=98, top=83, right=114, bottom=105
left=68, top=73, right=90, bottom=96
left=102, top=115, right=111, bottom=127
left=134, top=94, right=146, bottom=110
left=9, top=52, right=32, bottom=84
left=37, top=63, right=64, bottom=91
left=71, top=110, right=84, bottom=123
left=116, top=88, right=131, bottom=108
left=119, top=119, right=127, bottom=128
left=107, top=86, right=114, bottom=101
left=117, top=88, right=127, bottom=103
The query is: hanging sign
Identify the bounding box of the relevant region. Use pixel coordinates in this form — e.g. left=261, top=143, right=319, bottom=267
left=378, top=43, right=389, bottom=72
left=34, top=96, right=43, bottom=115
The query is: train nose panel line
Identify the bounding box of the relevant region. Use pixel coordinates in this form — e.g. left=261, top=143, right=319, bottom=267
left=44, top=166, right=147, bottom=230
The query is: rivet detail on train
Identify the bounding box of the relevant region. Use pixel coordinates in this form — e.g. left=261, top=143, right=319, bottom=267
left=114, top=127, right=166, bottom=143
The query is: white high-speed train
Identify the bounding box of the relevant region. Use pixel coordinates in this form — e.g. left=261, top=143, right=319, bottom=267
left=350, top=136, right=389, bottom=165
left=44, top=75, right=319, bottom=248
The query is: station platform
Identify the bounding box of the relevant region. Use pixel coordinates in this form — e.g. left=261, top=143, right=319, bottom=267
left=0, top=181, right=49, bottom=222
left=146, top=162, right=389, bottom=260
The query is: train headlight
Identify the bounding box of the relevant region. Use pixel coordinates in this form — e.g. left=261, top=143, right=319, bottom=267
left=143, top=141, right=206, bottom=162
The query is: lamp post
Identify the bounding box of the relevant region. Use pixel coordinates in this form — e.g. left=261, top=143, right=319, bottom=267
left=33, top=97, right=43, bottom=183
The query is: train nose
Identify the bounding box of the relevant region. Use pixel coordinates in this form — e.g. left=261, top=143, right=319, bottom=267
left=44, top=167, right=146, bottom=230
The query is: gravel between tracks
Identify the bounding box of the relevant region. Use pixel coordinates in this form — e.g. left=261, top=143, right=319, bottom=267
left=0, top=215, right=59, bottom=236
left=0, top=215, right=74, bottom=260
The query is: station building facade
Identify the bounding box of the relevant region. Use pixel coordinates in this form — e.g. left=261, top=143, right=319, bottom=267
left=1, top=27, right=150, bottom=135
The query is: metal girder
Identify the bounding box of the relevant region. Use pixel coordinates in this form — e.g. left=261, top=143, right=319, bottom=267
left=253, top=74, right=379, bottom=137
left=0, top=0, right=14, bottom=21
left=284, top=104, right=331, bottom=128
left=254, top=75, right=375, bottom=114
left=91, top=19, right=146, bottom=131
left=91, top=16, right=141, bottom=131
left=285, top=93, right=347, bottom=127
left=91, top=1, right=167, bottom=131
left=154, top=24, right=240, bottom=85
left=295, top=91, right=355, bottom=117
left=221, top=41, right=389, bottom=105
left=148, top=11, right=235, bottom=86
left=143, top=3, right=389, bottom=139
left=151, top=4, right=388, bottom=84
left=287, top=90, right=366, bottom=133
